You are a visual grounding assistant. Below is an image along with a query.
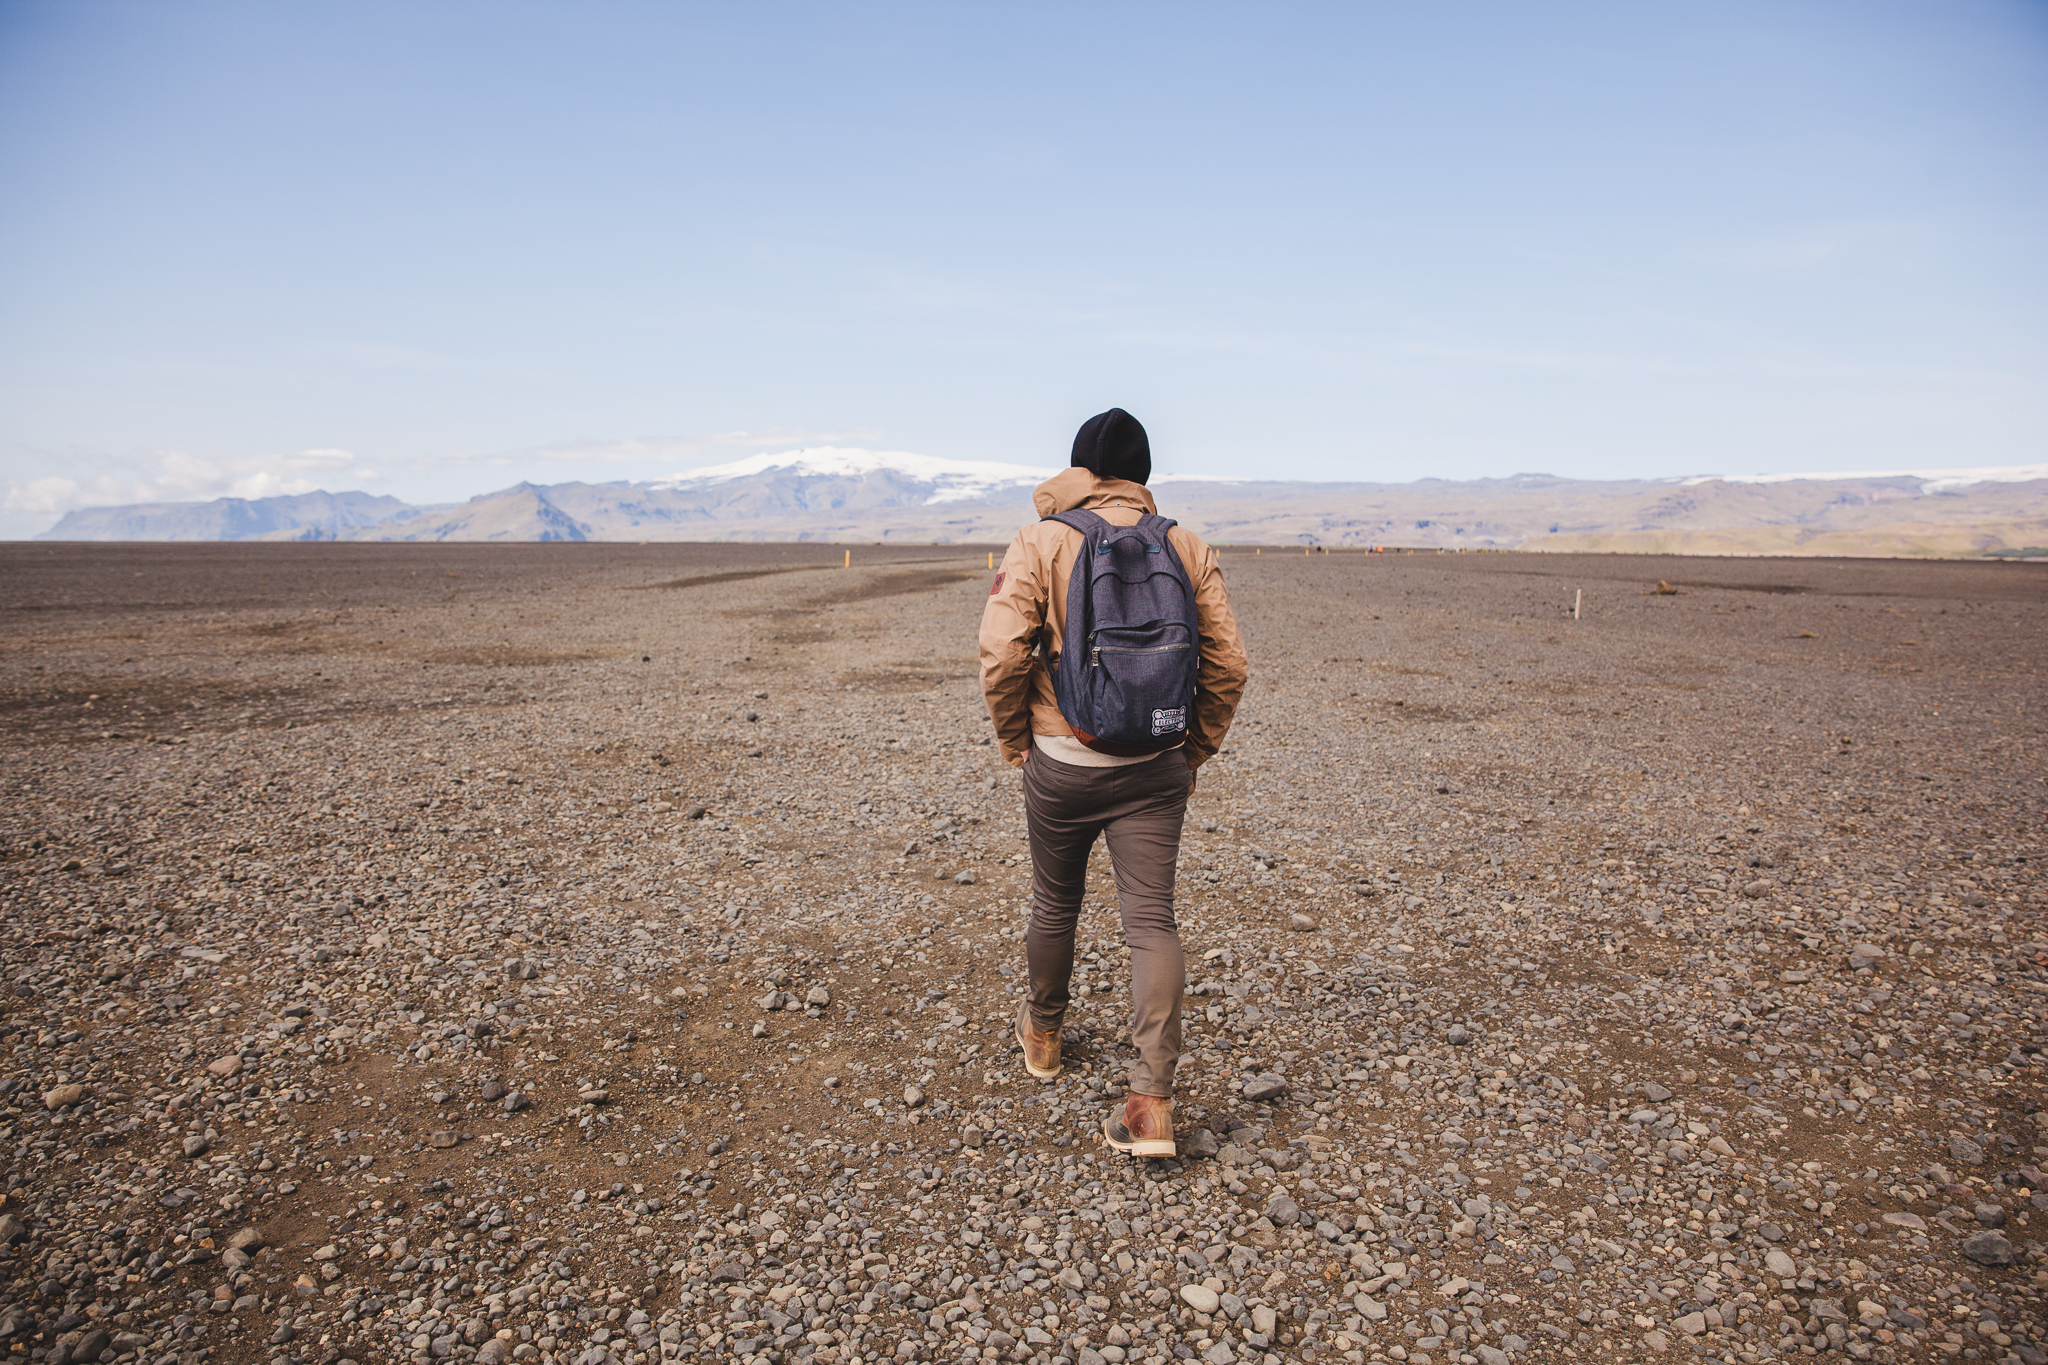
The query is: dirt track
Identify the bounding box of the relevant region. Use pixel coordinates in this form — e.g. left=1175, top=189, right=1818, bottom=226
left=1, top=542, right=2044, bottom=1365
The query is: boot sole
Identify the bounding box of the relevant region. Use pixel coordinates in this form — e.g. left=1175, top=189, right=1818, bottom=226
left=1015, top=1012, right=1062, bottom=1080
left=1101, top=1114, right=1176, bottom=1158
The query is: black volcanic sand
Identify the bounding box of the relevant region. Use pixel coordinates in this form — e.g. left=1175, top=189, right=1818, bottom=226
left=0, top=542, right=2043, bottom=1365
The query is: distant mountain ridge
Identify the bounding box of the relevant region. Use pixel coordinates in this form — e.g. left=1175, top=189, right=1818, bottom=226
left=41, top=489, right=419, bottom=542
left=31, top=450, right=2048, bottom=557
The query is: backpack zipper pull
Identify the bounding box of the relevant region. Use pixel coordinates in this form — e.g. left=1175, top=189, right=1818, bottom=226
left=1090, top=645, right=1100, bottom=668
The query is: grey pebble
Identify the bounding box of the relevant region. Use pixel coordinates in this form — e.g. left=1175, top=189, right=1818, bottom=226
left=1264, top=1192, right=1301, bottom=1225
left=1242, top=1073, right=1288, bottom=1102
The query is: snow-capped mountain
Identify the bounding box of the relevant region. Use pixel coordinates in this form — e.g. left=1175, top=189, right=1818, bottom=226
left=1679, top=463, right=2048, bottom=494
left=653, top=447, right=1055, bottom=506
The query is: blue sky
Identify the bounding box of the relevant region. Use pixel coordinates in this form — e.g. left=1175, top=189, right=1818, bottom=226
left=1, top=1, right=2043, bottom=533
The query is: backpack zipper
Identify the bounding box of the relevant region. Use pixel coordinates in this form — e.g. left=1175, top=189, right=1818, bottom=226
left=1095, top=643, right=1190, bottom=663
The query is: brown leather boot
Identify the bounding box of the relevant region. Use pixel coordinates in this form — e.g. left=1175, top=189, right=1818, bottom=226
left=1102, top=1092, right=1175, bottom=1158
left=1015, top=1001, right=1063, bottom=1080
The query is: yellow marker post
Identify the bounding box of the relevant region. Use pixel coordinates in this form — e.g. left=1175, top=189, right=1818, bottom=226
left=988, top=552, right=994, bottom=569
left=844, top=550, right=851, bottom=568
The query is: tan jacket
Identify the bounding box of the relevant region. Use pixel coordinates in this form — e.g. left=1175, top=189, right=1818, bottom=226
left=979, top=469, right=1249, bottom=770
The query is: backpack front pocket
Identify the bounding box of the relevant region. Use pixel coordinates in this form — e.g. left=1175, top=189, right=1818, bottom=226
left=1087, top=626, right=1194, bottom=744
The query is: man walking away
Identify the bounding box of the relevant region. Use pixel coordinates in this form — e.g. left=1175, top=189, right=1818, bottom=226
left=979, top=408, right=1249, bottom=1158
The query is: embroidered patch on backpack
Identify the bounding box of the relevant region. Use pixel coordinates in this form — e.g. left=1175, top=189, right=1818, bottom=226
left=989, top=572, right=1005, bottom=595
left=1150, top=706, right=1186, bottom=735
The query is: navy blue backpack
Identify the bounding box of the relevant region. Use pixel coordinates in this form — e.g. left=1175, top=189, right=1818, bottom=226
left=1043, top=508, right=1199, bottom=755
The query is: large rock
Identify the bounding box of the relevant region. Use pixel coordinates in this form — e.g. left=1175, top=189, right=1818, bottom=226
left=1179, top=1283, right=1221, bottom=1313
left=1960, top=1231, right=2017, bottom=1266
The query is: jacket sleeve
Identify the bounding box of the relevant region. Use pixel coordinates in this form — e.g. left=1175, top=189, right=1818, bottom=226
left=978, top=532, right=1044, bottom=769
left=1181, top=534, right=1248, bottom=769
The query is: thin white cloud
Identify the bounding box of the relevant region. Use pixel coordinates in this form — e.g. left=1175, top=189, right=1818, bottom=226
left=2, top=448, right=381, bottom=518
left=484, top=430, right=883, bottom=467
left=2, top=433, right=875, bottom=522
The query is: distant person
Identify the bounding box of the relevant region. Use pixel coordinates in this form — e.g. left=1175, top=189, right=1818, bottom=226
left=979, top=408, right=1249, bottom=1158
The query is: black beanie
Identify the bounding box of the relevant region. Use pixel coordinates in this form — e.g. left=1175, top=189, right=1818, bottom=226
left=1070, top=408, right=1151, bottom=486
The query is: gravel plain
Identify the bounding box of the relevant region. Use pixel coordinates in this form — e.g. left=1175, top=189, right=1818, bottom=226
left=0, top=541, right=2043, bottom=1365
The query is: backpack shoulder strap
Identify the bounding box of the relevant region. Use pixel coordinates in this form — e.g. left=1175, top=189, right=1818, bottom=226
left=1136, top=512, right=1196, bottom=594
left=1037, top=508, right=1109, bottom=672
left=1133, top=511, right=1180, bottom=539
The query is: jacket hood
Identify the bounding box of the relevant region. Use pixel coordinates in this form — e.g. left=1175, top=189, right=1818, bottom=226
left=1032, top=469, right=1159, bottom=519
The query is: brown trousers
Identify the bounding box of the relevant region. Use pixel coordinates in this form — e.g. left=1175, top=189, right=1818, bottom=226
left=1021, top=746, right=1191, bottom=1097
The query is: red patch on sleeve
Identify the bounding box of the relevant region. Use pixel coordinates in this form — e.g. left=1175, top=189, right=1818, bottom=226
left=989, top=571, right=1005, bottom=595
